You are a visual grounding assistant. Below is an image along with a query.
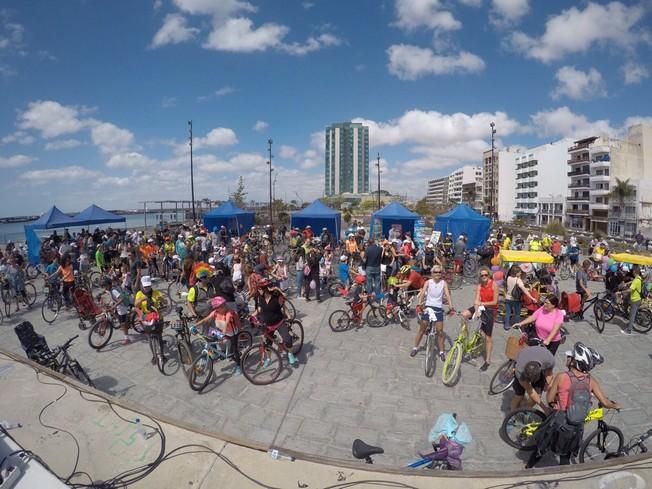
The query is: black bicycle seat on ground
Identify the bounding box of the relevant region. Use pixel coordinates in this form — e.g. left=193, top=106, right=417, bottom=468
left=352, top=439, right=384, bottom=459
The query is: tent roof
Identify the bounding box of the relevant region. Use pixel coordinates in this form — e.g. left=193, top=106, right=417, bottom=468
left=292, top=200, right=340, bottom=218
left=372, top=201, right=420, bottom=220
left=204, top=201, right=253, bottom=217
left=28, top=205, right=78, bottom=229
left=74, top=204, right=126, bottom=225
left=438, top=204, right=489, bottom=221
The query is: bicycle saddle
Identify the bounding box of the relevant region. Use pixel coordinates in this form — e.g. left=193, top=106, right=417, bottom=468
left=352, top=439, right=384, bottom=459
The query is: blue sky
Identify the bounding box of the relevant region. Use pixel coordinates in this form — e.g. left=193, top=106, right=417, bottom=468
left=1, top=0, right=651, bottom=216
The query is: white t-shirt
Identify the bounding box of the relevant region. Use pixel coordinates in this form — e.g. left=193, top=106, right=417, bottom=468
left=424, top=279, right=445, bottom=308
left=111, top=288, right=130, bottom=316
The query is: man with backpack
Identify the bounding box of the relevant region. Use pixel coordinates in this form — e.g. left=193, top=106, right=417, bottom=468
left=525, top=342, right=621, bottom=468
left=187, top=270, right=214, bottom=319
left=624, top=265, right=645, bottom=335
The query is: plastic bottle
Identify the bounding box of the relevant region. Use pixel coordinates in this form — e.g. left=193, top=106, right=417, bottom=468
left=267, top=449, right=295, bottom=462
left=135, top=418, right=147, bottom=439
left=0, top=421, right=22, bottom=430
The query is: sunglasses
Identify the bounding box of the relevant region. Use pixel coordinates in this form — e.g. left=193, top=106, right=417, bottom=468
left=432, top=271, right=442, bottom=274
left=480, top=273, right=489, bottom=277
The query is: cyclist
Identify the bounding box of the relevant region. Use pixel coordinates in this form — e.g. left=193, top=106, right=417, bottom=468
left=461, top=267, right=498, bottom=371
left=187, top=270, right=214, bottom=319
left=575, top=259, right=592, bottom=316
left=510, top=345, right=555, bottom=411
left=412, top=266, right=453, bottom=359
left=513, top=296, right=565, bottom=355
left=100, top=277, right=132, bottom=345
left=193, top=296, right=242, bottom=374
left=134, top=275, right=165, bottom=321
left=255, top=278, right=297, bottom=366
left=48, top=254, right=75, bottom=308
left=346, top=274, right=368, bottom=326
left=525, top=343, right=621, bottom=468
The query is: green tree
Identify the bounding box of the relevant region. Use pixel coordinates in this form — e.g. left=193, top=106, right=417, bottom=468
left=414, top=197, right=435, bottom=217
left=343, top=210, right=352, bottom=225
left=359, top=199, right=380, bottom=212
left=609, top=177, right=635, bottom=216
left=544, top=221, right=567, bottom=237
left=230, top=176, right=247, bottom=207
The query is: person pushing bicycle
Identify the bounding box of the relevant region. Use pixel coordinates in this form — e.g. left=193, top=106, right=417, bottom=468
left=413, top=265, right=453, bottom=360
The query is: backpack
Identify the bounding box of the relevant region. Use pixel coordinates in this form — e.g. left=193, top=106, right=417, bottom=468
left=640, top=280, right=649, bottom=300
left=508, top=278, right=523, bottom=301
left=113, top=286, right=133, bottom=307
left=565, top=371, right=591, bottom=425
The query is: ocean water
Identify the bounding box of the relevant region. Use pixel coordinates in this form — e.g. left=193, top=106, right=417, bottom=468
left=0, top=212, right=187, bottom=244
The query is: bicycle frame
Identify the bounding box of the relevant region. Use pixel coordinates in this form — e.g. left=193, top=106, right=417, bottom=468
left=521, top=408, right=605, bottom=438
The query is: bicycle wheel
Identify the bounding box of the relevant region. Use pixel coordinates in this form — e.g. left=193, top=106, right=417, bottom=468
left=598, top=299, right=615, bottom=322
left=149, top=335, right=165, bottom=374
left=633, top=308, right=652, bottom=333
left=156, top=292, right=171, bottom=316
left=328, top=281, right=344, bottom=297
left=241, top=343, right=282, bottom=385
left=366, top=307, right=386, bottom=328
left=67, top=361, right=94, bottom=388
left=488, top=359, right=516, bottom=395
left=89, top=271, right=102, bottom=290
left=463, top=258, right=477, bottom=278
left=579, top=425, right=625, bottom=463
left=424, top=332, right=436, bottom=378
left=448, top=273, right=463, bottom=290
left=441, top=342, right=463, bottom=386
left=328, top=309, right=352, bottom=332
left=283, top=299, right=297, bottom=321
left=188, top=352, right=214, bottom=391
left=397, top=309, right=409, bottom=330
left=499, top=408, right=546, bottom=450
left=88, top=317, right=114, bottom=350
left=41, top=294, right=61, bottom=324
left=593, top=302, right=605, bottom=334
left=177, top=340, right=194, bottom=375
left=23, top=283, right=37, bottom=306
left=167, top=280, right=186, bottom=306
left=26, top=264, right=40, bottom=280
left=559, top=265, right=570, bottom=281
left=287, top=320, right=304, bottom=354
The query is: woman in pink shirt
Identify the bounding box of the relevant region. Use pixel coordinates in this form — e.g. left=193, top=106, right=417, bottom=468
left=514, top=296, right=564, bottom=355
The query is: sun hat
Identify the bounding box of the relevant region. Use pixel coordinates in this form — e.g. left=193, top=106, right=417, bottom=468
left=141, top=275, right=152, bottom=287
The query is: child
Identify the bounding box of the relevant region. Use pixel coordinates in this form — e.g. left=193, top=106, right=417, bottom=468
left=232, top=257, right=243, bottom=287
left=272, top=256, right=289, bottom=290
left=346, top=275, right=368, bottom=325
left=338, top=255, right=350, bottom=288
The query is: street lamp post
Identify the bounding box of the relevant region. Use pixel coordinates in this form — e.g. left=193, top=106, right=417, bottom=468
left=188, top=120, right=196, bottom=223
left=376, top=153, right=381, bottom=210
left=267, top=138, right=273, bottom=227
left=490, top=121, right=496, bottom=219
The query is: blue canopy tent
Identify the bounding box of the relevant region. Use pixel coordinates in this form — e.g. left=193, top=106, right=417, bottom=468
left=434, top=204, right=491, bottom=249
left=290, top=200, right=341, bottom=241
left=24, top=206, right=80, bottom=265
left=203, top=201, right=255, bottom=236
left=370, top=202, right=420, bottom=239
left=73, top=204, right=126, bottom=227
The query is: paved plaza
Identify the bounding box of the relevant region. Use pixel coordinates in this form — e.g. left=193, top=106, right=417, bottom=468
left=1, top=277, right=651, bottom=471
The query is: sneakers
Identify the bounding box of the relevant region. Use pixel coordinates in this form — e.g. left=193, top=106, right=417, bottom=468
left=262, top=357, right=271, bottom=368
left=439, top=351, right=446, bottom=362
left=480, top=362, right=490, bottom=372
left=287, top=352, right=298, bottom=366
left=620, top=329, right=632, bottom=335
left=410, top=347, right=418, bottom=357
left=233, top=366, right=242, bottom=376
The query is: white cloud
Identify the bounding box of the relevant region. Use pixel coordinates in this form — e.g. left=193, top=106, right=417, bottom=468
left=150, top=13, right=199, bottom=48
left=161, top=96, right=177, bottom=108
left=530, top=107, right=615, bottom=139
left=198, top=127, right=238, bottom=147
left=300, top=149, right=321, bottom=169
left=0, top=12, right=24, bottom=51
left=510, top=2, right=647, bottom=63
left=45, top=139, right=81, bottom=150
left=279, top=145, right=298, bottom=160
left=622, top=61, right=649, bottom=85
left=18, top=100, right=89, bottom=139
left=0, top=154, right=33, bottom=168
left=204, top=17, right=287, bottom=52
left=91, top=122, right=136, bottom=155
left=198, top=152, right=266, bottom=173
left=1, top=131, right=35, bottom=145
left=19, top=165, right=100, bottom=184
left=279, top=33, right=342, bottom=56
left=490, top=0, right=529, bottom=27
left=215, top=86, right=235, bottom=96
left=253, top=120, right=269, bottom=132
left=106, top=152, right=153, bottom=169
left=551, top=66, right=607, bottom=101
left=173, top=0, right=256, bottom=17
left=302, top=1, right=315, bottom=9
left=387, top=44, right=485, bottom=79
left=153, top=0, right=163, bottom=10
left=458, top=0, right=482, bottom=6
left=394, top=0, right=461, bottom=32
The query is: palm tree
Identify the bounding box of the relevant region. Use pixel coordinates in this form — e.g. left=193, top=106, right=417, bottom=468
left=609, top=178, right=635, bottom=216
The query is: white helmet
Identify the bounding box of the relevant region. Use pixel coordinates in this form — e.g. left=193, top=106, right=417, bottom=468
left=565, top=342, right=603, bottom=373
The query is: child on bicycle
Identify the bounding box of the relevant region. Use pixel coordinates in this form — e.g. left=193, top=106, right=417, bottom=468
left=346, top=275, right=368, bottom=325
left=192, top=296, right=242, bottom=373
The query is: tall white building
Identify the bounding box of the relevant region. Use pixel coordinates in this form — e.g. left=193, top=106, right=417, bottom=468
left=426, top=176, right=449, bottom=204
left=494, top=148, right=519, bottom=222
left=426, top=166, right=482, bottom=208
left=448, top=166, right=482, bottom=203
left=513, top=139, right=573, bottom=225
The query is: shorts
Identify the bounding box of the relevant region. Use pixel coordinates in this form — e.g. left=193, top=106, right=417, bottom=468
left=466, top=306, right=495, bottom=337
left=420, top=306, right=444, bottom=323
left=117, top=313, right=128, bottom=324
left=512, top=374, right=546, bottom=396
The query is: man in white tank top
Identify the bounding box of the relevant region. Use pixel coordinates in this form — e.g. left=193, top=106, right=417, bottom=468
left=411, top=266, right=454, bottom=360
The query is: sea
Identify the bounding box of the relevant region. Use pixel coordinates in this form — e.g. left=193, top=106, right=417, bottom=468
left=0, top=211, right=187, bottom=244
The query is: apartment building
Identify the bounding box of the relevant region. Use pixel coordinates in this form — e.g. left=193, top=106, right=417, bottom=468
left=565, top=124, right=652, bottom=238
left=426, top=176, right=449, bottom=205
left=324, top=122, right=369, bottom=196
left=427, top=166, right=482, bottom=208
left=513, top=139, right=572, bottom=225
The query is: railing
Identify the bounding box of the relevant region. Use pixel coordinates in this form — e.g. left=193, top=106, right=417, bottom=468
left=567, top=155, right=589, bottom=164
left=568, top=142, right=591, bottom=152
left=568, top=168, right=590, bottom=176
left=567, top=208, right=589, bottom=215
left=569, top=182, right=590, bottom=188
left=567, top=196, right=590, bottom=201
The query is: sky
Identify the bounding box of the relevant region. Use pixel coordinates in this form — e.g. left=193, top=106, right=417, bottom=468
left=0, top=0, right=651, bottom=217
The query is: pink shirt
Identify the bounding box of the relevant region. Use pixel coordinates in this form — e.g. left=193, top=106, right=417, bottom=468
left=532, top=307, right=564, bottom=342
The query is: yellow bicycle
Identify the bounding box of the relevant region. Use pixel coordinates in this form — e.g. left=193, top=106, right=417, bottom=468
left=500, top=407, right=624, bottom=463
left=441, top=312, right=484, bottom=386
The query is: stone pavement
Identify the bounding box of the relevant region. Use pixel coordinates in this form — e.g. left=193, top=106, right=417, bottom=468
left=1, top=276, right=651, bottom=471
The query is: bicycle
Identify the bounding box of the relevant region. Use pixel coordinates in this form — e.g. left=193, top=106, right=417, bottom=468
left=329, top=294, right=375, bottom=332
left=240, top=317, right=305, bottom=385
left=171, top=306, right=196, bottom=377
left=1, top=277, right=37, bottom=317
left=31, top=335, right=95, bottom=388
left=41, top=280, right=64, bottom=324
left=366, top=292, right=411, bottom=330
left=188, top=328, right=253, bottom=391
left=594, top=293, right=652, bottom=334
left=597, top=427, right=652, bottom=461
left=556, top=257, right=574, bottom=281
left=500, top=406, right=623, bottom=461
left=441, top=310, right=485, bottom=386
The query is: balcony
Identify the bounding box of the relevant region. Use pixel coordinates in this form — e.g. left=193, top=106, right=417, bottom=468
left=567, top=195, right=590, bottom=202
left=568, top=142, right=591, bottom=152
left=568, top=168, right=590, bottom=177
left=591, top=188, right=609, bottom=196
left=567, top=208, right=589, bottom=215
left=589, top=202, right=609, bottom=211
left=569, top=181, right=590, bottom=189
left=592, top=159, right=610, bottom=169
left=590, top=144, right=610, bottom=155
left=590, top=173, right=610, bottom=183
left=567, top=155, right=589, bottom=165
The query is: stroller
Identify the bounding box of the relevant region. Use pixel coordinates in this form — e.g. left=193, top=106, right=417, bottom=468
left=14, top=321, right=53, bottom=366
left=72, top=287, right=103, bottom=331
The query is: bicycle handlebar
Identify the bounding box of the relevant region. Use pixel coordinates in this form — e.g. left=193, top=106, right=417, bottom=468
left=61, top=335, right=79, bottom=351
